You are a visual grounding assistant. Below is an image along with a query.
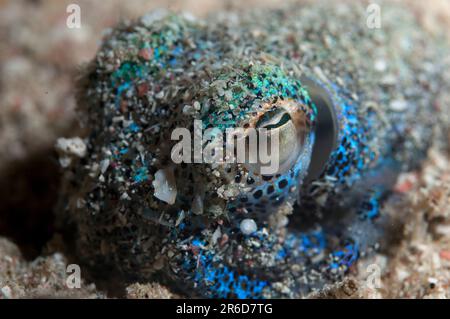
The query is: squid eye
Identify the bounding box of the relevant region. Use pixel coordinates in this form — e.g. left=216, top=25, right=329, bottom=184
left=299, top=76, right=338, bottom=182
left=244, top=101, right=308, bottom=176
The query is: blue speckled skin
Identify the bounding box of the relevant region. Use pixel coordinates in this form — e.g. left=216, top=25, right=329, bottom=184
left=65, top=3, right=446, bottom=298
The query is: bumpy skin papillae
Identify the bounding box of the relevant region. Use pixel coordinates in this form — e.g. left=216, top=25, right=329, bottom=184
left=63, top=2, right=448, bottom=298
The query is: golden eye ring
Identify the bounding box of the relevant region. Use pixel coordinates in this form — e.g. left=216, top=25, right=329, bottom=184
left=240, top=99, right=311, bottom=176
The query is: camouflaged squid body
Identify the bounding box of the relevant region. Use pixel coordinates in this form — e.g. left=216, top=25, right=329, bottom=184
left=60, top=3, right=448, bottom=298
